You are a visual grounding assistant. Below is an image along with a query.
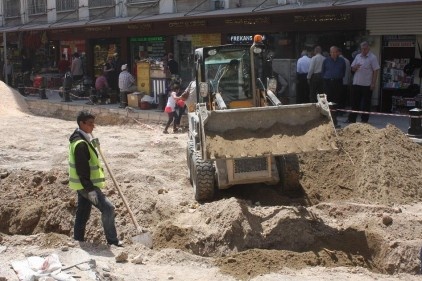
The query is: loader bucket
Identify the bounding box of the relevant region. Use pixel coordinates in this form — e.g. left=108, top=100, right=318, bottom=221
left=203, top=102, right=337, bottom=159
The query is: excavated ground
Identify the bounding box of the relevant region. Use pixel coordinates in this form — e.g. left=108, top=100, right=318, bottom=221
left=0, top=82, right=421, bottom=280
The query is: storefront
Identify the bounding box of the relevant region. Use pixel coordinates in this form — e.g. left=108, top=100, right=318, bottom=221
left=129, top=36, right=169, bottom=99
left=0, top=5, right=367, bottom=97
left=0, top=31, right=59, bottom=87
left=366, top=3, right=422, bottom=112
left=380, top=35, right=418, bottom=112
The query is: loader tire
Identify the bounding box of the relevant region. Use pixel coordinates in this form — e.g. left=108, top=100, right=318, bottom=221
left=192, top=152, right=215, bottom=202
left=186, top=140, right=194, bottom=184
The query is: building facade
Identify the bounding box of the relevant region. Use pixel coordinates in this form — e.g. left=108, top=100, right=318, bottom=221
left=0, top=0, right=421, bottom=111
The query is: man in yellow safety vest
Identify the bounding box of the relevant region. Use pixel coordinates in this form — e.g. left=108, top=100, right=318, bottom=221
left=68, top=110, right=122, bottom=247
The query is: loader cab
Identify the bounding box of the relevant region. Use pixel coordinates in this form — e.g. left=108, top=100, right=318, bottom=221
left=195, top=45, right=254, bottom=109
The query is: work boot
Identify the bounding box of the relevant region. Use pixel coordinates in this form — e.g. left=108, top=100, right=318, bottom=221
left=107, top=240, right=124, bottom=247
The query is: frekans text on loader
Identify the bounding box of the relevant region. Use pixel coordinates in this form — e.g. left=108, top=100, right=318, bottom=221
left=186, top=35, right=338, bottom=201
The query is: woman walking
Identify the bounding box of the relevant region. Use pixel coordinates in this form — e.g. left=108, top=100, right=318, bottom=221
left=163, top=83, right=182, bottom=134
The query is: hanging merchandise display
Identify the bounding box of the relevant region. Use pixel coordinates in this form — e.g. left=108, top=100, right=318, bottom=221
left=380, top=35, right=418, bottom=112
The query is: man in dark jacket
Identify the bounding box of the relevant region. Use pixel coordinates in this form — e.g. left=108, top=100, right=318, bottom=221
left=68, top=110, right=122, bottom=247
left=167, top=53, right=179, bottom=75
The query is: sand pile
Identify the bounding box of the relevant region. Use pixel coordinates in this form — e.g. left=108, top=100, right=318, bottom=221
left=0, top=81, right=29, bottom=116
left=206, top=119, right=337, bottom=158
left=298, top=123, right=422, bottom=205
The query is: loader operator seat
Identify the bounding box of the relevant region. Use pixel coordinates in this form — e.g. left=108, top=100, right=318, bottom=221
left=218, top=59, right=241, bottom=106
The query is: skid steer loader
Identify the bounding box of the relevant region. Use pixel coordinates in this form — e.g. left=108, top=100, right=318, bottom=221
left=187, top=35, right=337, bottom=201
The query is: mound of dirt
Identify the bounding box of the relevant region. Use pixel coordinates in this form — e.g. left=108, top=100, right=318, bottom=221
left=206, top=120, right=336, bottom=158
left=1, top=85, right=421, bottom=280
left=0, top=81, right=29, bottom=116
left=298, top=123, right=422, bottom=205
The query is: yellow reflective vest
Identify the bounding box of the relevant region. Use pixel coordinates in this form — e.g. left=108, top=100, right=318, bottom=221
left=68, top=139, right=105, bottom=190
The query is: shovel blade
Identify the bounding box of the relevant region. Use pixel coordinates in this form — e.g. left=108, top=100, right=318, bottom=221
left=131, top=232, right=153, bottom=248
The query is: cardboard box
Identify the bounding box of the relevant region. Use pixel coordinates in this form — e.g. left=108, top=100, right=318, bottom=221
left=128, top=93, right=141, bottom=108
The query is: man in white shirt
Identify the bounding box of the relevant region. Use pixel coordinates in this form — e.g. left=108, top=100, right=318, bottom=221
left=296, top=50, right=311, bottom=103
left=307, top=46, right=325, bottom=102
left=347, top=41, right=380, bottom=123
left=118, top=64, right=136, bottom=108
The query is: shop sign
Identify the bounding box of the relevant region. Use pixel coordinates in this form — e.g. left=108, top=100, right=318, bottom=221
left=225, top=17, right=270, bottom=25
left=61, top=40, right=85, bottom=45
left=169, top=20, right=206, bottom=28
left=50, top=29, right=71, bottom=34
left=84, top=26, right=111, bottom=32
left=228, top=35, right=253, bottom=44
left=294, top=13, right=351, bottom=23
left=127, top=23, right=152, bottom=30
left=228, top=34, right=267, bottom=44
left=383, top=35, right=416, bottom=47
left=387, top=41, right=415, bottom=47
left=192, top=34, right=221, bottom=47
left=384, top=35, right=415, bottom=40
left=130, top=36, right=165, bottom=42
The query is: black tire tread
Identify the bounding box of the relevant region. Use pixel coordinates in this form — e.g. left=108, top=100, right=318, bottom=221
left=192, top=152, right=215, bottom=201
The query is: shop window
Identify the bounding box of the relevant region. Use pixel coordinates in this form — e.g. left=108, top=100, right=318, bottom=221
left=28, top=0, right=47, bottom=15
left=88, top=0, right=114, bottom=8
left=56, top=0, right=78, bottom=12
left=5, top=0, right=20, bottom=18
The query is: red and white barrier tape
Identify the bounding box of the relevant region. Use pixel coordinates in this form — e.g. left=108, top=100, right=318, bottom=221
left=333, top=109, right=422, bottom=118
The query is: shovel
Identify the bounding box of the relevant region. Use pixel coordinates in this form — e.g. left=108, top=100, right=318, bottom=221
left=91, top=137, right=153, bottom=248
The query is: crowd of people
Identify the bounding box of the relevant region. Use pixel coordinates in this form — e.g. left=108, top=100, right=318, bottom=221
left=296, top=41, right=380, bottom=123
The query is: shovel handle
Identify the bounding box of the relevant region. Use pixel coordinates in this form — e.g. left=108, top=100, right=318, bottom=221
left=96, top=145, right=143, bottom=232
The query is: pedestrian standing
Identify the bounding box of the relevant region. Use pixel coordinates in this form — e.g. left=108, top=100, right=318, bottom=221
left=347, top=41, right=380, bottom=123
left=307, top=46, right=325, bottom=102
left=3, top=59, right=13, bottom=85
left=118, top=64, right=136, bottom=108
left=338, top=48, right=351, bottom=114
left=103, top=57, right=115, bottom=88
left=71, top=52, right=83, bottom=81
left=167, top=53, right=179, bottom=76
left=321, top=46, right=346, bottom=105
left=68, top=110, right=123, bottom=247
left=296, top=50, right=311, bottom=104
left=21, top=54, right=33, bottom=74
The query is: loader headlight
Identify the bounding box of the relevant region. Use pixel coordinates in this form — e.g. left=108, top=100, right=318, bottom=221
left=253, top=47, right=263, bottom=54
left=207, top=49, right=217, bottom=56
